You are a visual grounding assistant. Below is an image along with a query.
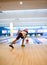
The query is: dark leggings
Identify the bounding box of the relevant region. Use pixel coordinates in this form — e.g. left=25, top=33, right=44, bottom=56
left=12, top=33, right=24, bottom=44
left=16, top=33, right=24, bottom=40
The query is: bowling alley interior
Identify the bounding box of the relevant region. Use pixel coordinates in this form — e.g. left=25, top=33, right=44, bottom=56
left=0, top=0, right=47, bottom=65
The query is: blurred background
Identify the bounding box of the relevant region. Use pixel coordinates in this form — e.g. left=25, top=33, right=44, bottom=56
left=0, top=0, right=47, bottom=43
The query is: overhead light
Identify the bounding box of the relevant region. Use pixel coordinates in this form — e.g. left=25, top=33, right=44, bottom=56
left=20, top=1, right=23, bottom=5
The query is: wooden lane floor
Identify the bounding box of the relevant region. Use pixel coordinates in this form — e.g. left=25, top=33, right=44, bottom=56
left=0, top=43, right=47, bottom=65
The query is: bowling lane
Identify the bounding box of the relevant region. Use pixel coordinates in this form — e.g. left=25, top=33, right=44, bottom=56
left=42, top=36, right=47, bottom=39
left=0, top=36, right=22, bottom=45
left=0, top=36, right=10, bottom=41
left=37, top=37, right=47, bottom=44
left=31, top=36, right=42, bottom=44
left=0, top=36, right=34, bottom=45
left=25, top=38, right=34, bottom=44
left=0, top=36, right=15, bottom=43
left=0, top=37, right=39, bottom=45
left=0, top=36, right=43, bottom=45
left=31, top=37, right=37, bottom=44
left=0, top=36, right=10, bottom=43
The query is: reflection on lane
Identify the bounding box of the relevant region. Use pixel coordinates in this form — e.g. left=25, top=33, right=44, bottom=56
left=0, top=36, right=42, bottom=44
left=0, top=36, right=21, bottom=44
left=37, top=37, right=47, bottom=44
left=31, top=36, right=42, bottom=44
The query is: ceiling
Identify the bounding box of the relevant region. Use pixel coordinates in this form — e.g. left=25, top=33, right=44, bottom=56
left=0, top=0, right=46, bottom=2
left=0, top=0, right=31, bottom=2
left=0, top=0, right=47, bottom=27
left=0, top=0, right=47, bottom=10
